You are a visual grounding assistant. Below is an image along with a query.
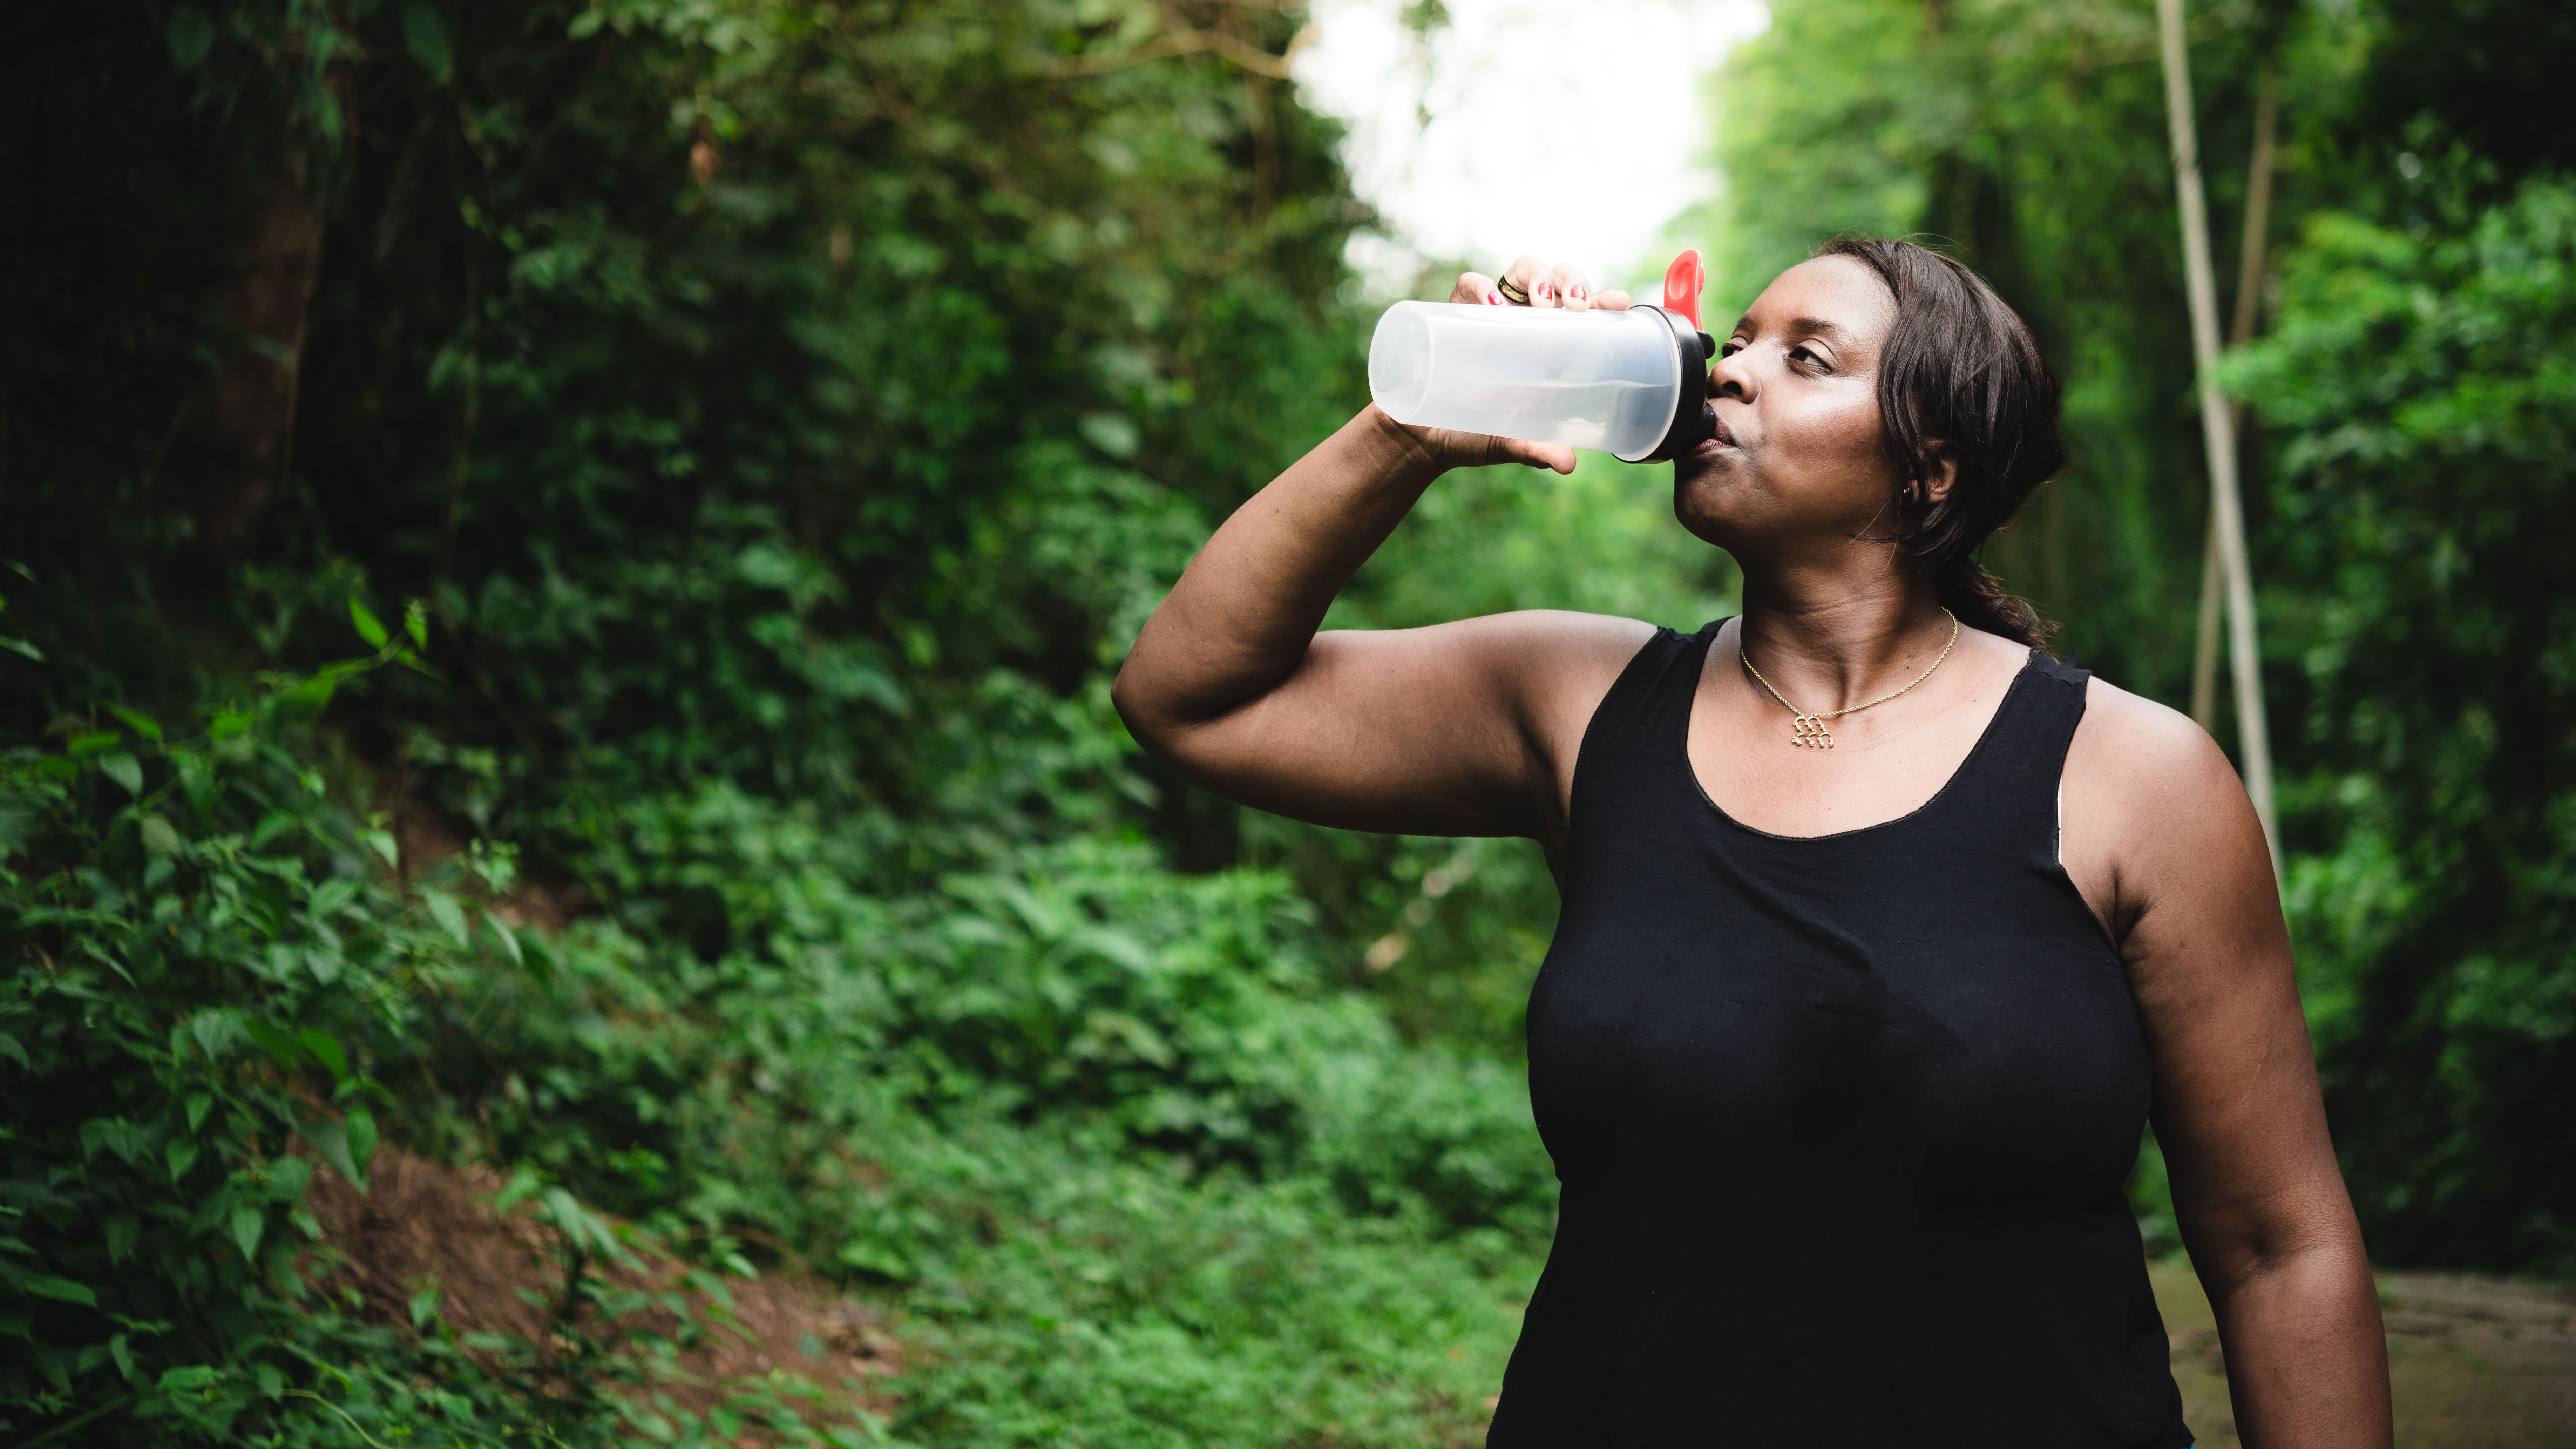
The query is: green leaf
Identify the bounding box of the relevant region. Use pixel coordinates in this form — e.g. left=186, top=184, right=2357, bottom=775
left=140, top=814, right=184, bottom=858
left=230, top=1203, right=264, bottom=1260
left=185, top=1092, right=214, bottom=1131
left=166, top=6, right=214, bottom=69
left=243, top=1018, right=308, bottom=1073
left=1078, top=411, right=1142, bottom=459
left=167, top=1138, right=200, bottom=1183
left=348, top=597, right=391, bottom=650
left=836, top=1239, right=916, bottom=1282
left=490, top=1167, right=542, bottom=1214
left=298, top=1114, right=369, bottom=1193
left=296, top=1029, right=349, bottom=1084
left=409, top=1286, right=441, bottom=1328
left=265, top=1155, right=313, bottom=1203
left=271, top=672, right=338, bottom=722
left=425, top=891, right=470, bottom=947
left=106, top=1216, right=140, bottom=1265
left=81, top=1118, right=149, bottom=1167
left=67, top=730, right=121, bottom=756
left=21, top=1274, right=97, bottom=1306
left=188, top=1010, right=244, bottom=1062
left=0, top=635, right=45, bottom=662
left=99, top=751, right=142, bottom=795
left=345, top=1107, right=377, bottom=1186
left=402, top=3, right=455, bottom=84
left=106, top=705, right=164, bottom=743
left=364, top=828, right=401, bottom=868
left=484, top=909, right=524, bottom=966
left=159, top=1364, right=221, bottom=1391
left=110, top=1332, right=138, bottom=1384
left=404, top=600, right=431, bottom=649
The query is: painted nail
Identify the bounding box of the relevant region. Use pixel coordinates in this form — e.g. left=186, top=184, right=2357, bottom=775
left=1485, top=290, right=1504, bottom=306
left=1534, top=282, right=1553, bottom=302
left=1571, top=285, right=1588, bottom=301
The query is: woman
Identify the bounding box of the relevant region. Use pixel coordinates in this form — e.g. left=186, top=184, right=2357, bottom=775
left=1112, top=239, right=2391, bottom=1446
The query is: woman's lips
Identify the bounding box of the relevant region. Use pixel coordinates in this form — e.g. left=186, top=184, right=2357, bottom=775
left=1699, top=415, right=1740, bottom=452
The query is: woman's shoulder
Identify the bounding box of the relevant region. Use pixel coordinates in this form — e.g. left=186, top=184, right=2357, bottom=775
left=2066, top=674, right=2232, bottom=787
left=2060, top=673, right=2272, bottom=933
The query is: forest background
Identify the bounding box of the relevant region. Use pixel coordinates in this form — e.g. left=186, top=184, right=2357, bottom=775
left=2, top=0, right=2569, bottom=1444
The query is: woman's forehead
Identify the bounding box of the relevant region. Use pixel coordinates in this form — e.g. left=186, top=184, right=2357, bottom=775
left=1737, top=255, right=1894, bottom=339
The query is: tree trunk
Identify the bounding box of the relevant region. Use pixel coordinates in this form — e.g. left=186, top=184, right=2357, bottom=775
left=172, top=132, right=325, bottom=582
left=2158, top=0, right=2280, bottom=878
left=2190, top=66, right=2277, bottom=733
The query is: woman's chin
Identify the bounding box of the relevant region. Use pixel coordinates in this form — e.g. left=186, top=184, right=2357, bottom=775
left=1670, top=478, right=1741, bottom=548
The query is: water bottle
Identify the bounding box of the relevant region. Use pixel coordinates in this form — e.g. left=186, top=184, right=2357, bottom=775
left=1367, top=251, right=1718, bottom=463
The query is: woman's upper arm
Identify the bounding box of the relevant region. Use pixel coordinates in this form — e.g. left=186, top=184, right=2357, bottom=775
left=1132, top=609, right=1653, bottom=840
left=2065, top=689, right=2358, bottom=1277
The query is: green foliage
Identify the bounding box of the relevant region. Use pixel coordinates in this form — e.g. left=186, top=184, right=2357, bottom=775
left=2, top=0, right=1592, bottom=1441
left=0, top=650, right=518, bottom=1444
left=436, top=822, right=1552, bottom=1444
left=2231, top=173, right=2576, bottom=1272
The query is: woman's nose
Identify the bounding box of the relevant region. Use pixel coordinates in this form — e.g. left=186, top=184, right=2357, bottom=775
left=1708, top=348, right=1756, bottom=403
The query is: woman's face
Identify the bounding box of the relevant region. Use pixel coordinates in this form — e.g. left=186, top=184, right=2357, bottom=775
left=1673, top=255, right=1906, bottom=556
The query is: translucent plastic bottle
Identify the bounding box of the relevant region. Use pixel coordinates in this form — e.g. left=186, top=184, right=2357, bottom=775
left=1367, top=251, right=1717, bottom=463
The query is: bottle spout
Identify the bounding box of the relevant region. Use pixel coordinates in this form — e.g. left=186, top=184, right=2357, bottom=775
left=1661, top=249, right=1706, bottom=330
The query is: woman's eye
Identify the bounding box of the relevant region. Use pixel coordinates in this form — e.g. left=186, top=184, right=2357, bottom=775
left=1789, top=345, right=1827, bottom=370
left=1720, top=341, right=1744, bottom=358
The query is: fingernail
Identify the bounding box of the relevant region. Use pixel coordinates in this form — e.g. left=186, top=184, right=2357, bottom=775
left=1534, top=282, right=1553, bottom=302
left=1571, top=285, right=1588, bottom=301
left=1485, top=290, right=1504, bottom=306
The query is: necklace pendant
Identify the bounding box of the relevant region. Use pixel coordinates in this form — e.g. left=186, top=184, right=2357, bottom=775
left=1792, top=714, right=1835, bottom=748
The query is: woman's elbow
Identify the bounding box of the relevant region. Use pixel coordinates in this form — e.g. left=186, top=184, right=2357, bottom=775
left=1111, top=651, right=1201, bottom=763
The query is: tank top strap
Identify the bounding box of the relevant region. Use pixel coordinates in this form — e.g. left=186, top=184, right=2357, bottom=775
left=1930, top=648, right=2092, bottom=861
left=1565, top=621, right=1722, bottom=826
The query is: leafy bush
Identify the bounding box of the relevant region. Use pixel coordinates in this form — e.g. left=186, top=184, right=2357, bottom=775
left=0, top=637, right=517, bottom=1442
left=2231, top=174, right=2576, bottom=1272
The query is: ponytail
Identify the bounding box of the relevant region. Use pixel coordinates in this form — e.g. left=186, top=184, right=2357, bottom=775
left=1936, top=556, right=2054, bottom=651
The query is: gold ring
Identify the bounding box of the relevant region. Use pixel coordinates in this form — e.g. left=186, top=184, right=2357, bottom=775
left=1496, top=275, right=1530, bottom=304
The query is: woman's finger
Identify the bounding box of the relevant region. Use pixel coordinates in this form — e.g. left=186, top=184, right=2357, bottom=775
left=1550, top=262, right=1595, bottom=312
left=1500, top=437, right=1578, bottom=474
left=1467, top=431, right=1574, bottom=473
left=1591, top=288, right=1632, bottom=311
left=1450, top=271, right=1506, bottom=307
left=1498, top=255, right=1557, bottom=307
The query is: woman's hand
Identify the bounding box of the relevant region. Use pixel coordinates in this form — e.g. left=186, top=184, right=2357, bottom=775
left=1451, top=253, right=1634, bottom=314
left=1387, top=256, right=1638, bottom=477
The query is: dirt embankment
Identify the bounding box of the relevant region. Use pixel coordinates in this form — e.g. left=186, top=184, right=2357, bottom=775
left=308, top=1151, right=900, bottom=1437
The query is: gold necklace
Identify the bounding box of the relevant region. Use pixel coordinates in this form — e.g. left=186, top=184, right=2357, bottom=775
left=1737, top=610, right=1961, bottom=749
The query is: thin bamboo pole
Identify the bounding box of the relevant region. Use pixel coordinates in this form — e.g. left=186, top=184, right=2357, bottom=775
left=2158, top=0, right=2281, bottom=877
left=2190, top=67, right=2277, bottom=733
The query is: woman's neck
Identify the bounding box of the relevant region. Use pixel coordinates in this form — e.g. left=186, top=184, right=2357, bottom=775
left=1735, top=563, right=1953, bottom=710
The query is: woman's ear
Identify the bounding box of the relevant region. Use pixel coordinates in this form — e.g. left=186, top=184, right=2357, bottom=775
left=1919, top=441, right=1961, bottom=507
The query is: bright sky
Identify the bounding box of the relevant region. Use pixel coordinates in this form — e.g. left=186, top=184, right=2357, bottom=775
left=1293, top=0, right=1770, bottom=302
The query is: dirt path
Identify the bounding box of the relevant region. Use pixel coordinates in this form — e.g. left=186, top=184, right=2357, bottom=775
left=2153, top=1263, right=2576, bottom=1448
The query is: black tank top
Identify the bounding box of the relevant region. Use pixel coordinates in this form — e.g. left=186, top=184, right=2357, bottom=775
left=1491, top=622, right=2190, bottom=1448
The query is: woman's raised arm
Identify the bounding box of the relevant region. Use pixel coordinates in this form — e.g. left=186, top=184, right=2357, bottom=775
left=1111, top=400, right=1647, bottom=843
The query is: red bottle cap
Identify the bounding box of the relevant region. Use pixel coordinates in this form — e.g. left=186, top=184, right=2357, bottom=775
left=1661, top=249, right=1706, bottom=329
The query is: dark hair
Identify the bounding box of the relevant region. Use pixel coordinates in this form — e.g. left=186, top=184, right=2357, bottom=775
left=1814, top=236, right=2066, bottom=648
